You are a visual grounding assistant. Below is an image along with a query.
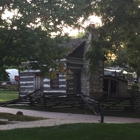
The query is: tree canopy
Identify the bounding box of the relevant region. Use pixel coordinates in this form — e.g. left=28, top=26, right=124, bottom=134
left=1, top=0, right=140, bottom=77
left=0, top=0, right=92, bottom=76
left=85, top=0, right=140, bottom=75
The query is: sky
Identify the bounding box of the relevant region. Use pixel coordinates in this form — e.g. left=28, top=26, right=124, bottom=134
left=2, top=10, right=101, bottom=36
left=63, top=15, right=102, bottom=36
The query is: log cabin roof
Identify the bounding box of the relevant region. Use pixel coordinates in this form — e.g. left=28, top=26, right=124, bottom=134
left=20, top=38, right=85, bottom=66
left=103, top=75, right=127, bottom=83
left=62, top=38, right=85, bottom=51
left=61, top=38, right=86, bottom=58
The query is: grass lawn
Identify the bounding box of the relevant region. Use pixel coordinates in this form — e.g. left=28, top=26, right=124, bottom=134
left=0, top=90, right=18, bottom=102
left=0, top=123, right=140, bottom=140
left=0, top=112, right=45, bottom=125
left=0, top=112, right=45, bottom=122
left=0, top=90, right=140, bottom=140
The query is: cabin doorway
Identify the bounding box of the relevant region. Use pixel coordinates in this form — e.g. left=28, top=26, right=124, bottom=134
left=103, top=78, right=117, bottom=97
left=73, top=73, right=81, bottom=94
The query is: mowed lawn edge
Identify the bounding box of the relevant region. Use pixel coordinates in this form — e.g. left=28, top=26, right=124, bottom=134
left=0, top=90, right=18, bottom=102
left=0, top=123, right=140, bottom=140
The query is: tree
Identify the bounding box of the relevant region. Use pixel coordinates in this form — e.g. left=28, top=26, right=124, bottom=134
left=85, top=0, right=140, bottom=75
left=0, top=0, right=92, bottom=76
left=71, top=31, right=85, bottom=39
left=104, top=46, right=128, bottom=68
left=3, top=0, right=140, bottom=77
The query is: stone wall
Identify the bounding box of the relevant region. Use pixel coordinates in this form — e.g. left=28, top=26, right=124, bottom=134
left=81, top=59, right=104, bottom=98
left=89, top=61, right=104, bottom=98
left=81, top=61, right=90, bottom=96
left=81, top=40, right=90, bottom=96
left=81, top=25, right=104, bottom=97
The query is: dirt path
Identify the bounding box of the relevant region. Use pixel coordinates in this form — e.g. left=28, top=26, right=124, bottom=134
left=0, top=107, right=140, bottom=130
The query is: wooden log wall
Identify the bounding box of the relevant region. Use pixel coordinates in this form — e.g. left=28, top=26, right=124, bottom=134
left=43, top=58, right=67, bottom=96
left=67, top=57, right=83, bottom=70
left=19, top=55, right=84, bottom=97
left=66, top=57, right=83, bottom=94
left=66, top=71, right=74, bottom=94
left=43, top=74, right=67, bottom=95
left=19, top=72, right=35, bottom=97
left=43, top=57, right=83, bottom=95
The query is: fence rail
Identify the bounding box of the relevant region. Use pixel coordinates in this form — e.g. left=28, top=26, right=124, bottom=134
left=0, top=81, right=18, bottom=90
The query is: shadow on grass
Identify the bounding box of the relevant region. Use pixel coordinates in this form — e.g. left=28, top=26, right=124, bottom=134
left=0, top=112, right=45, bottom=122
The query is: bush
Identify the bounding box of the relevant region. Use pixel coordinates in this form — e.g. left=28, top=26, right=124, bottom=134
left=131, top=83, right=138, bottom=91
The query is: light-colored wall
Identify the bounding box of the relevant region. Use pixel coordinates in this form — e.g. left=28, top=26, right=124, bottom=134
left=81, top=61, right=90, bottom=95
left=80, top=39, right=90, bottom=96
left=81, top=29, right=104, bottom=97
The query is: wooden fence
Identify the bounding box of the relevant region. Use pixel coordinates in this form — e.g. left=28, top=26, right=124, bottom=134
left=0, top=81, right=18, bottom=90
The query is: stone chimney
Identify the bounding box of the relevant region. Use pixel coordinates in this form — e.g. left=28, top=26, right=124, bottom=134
left=81, top=22, right=104, bottom=98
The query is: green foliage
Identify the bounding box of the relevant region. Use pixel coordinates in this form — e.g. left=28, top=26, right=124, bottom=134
left=84, top=26, right=105, bottom=72
left=2, top=0, right=140, bottom=75
left=85, top=0, right=140, bottom=74
left=71, top=32, right=85, bottom=38
left=131, top=83, right=138, bottom=91
left=0, top=69, right=9, bottom=81
left=0, top=0, right=91, bottom=75
left=105, top=46, right=128, bottom=68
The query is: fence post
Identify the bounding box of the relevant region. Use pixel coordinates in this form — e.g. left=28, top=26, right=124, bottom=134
left=100, top=104, right=104, bottom=123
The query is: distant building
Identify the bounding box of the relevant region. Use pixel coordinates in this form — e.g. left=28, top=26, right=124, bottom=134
left=6, top=69, right=19, bottom=84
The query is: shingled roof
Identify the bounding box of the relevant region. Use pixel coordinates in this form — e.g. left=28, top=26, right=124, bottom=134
left=62, top=38, right=84, bottom=50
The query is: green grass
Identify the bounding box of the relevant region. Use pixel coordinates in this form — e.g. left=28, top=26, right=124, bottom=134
left=0, top=112, right=45, bottom=122
left=0, top=121, right=8, bottom=125
left=0, top=123, right=140, bottom=140
left=104, top=110, right=140, bottom=118
left=0, top=90, right=18, bottom=102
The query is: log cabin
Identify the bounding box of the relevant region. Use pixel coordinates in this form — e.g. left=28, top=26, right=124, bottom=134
left=19, top=38, right=127, bottom=99
left=19, top=38, right=87, bottom=98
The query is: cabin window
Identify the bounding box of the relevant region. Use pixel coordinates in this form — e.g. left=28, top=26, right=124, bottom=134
left=50, top=74, right=59, bottom=89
